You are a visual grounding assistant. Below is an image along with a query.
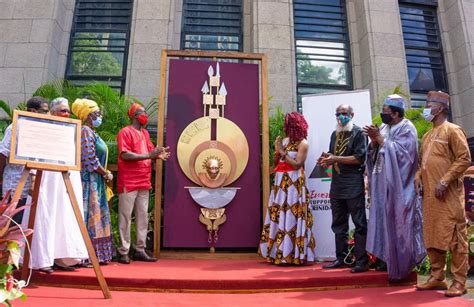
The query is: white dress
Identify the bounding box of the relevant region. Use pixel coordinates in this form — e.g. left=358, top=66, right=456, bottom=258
left=22, top=170, right=88, bottom=269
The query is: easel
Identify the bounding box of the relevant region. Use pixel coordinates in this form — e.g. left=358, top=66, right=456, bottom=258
left=9, top=110, right=111, bottom=298
left=12, top=162, right=111, bottom=299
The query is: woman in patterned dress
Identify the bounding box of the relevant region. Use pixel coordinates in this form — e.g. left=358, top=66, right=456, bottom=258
left=72, top=99, right=114, bottom=264
left=260, top=112, right=316, bottom=265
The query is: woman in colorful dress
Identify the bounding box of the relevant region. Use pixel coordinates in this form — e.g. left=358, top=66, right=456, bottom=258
left=72, top=98, right=114, bottom=264
left=260, top=112, right=316, bottom=265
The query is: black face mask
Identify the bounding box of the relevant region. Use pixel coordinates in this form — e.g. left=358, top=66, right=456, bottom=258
left=380, top=113, right=393, bottom=125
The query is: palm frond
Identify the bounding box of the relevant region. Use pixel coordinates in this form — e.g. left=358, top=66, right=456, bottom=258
left=145, top=97, right=159, bottom=119
left=33, top=79, right=81, bottom=103
left=0, top=100, right=13, bottom=119
left=269, top=106, right=285, bottom=168
left=97, top=130, right=118, bottom=143
left=15, top=102, right=26, bottom=111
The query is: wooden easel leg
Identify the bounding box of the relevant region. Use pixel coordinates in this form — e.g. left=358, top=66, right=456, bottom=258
left=10, top=168, right=30, bottom=204
left=21, top=170, right=43, bottom=281
left=62, top=171, right=111, bottom=299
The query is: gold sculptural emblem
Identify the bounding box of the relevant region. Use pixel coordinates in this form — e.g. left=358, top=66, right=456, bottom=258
left=177, top=62, right=249, bottom=188
left=178, top=62, right=248, bottom=244
left=198, top=156, right=227, bottom=188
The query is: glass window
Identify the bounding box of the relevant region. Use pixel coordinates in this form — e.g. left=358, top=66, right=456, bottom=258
left=294, top=0, right=352, bottom=111
left=400, top=3, right=448, bottom=103
left=65, top=0, right=133, bottom=93
left=181, top=0, right=243, bottom=52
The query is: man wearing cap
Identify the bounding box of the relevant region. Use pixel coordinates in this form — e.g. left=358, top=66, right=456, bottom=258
left=415, top=91, right=471, bottom=297
left=363, top=95, right=426, bottom=281
left=116, top=103, right=170, bottom=264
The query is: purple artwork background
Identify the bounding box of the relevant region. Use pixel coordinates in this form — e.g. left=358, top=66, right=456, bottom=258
left=163, top=59, right=261, bottom=248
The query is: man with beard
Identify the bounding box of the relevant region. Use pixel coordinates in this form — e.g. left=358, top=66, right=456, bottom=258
left=319, top=104, right=368, bottom=273
left=364, top=95, right=426, bottom=281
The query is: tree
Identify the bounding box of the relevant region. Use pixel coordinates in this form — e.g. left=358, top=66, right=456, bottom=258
left=297, top=57, right=337, bottom=85
left=70, top=33, right=123, bottom=76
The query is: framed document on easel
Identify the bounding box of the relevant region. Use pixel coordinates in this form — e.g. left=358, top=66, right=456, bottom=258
left=9, top=110, right=111, bottom=299
left=10, top=110, right=81, bottom=170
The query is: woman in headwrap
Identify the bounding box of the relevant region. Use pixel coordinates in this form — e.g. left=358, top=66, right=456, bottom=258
left=72, top=98, right=114, bottom=264
left=259, top=112, right=316, bottom=265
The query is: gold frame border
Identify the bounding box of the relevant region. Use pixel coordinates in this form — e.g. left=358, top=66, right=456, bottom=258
left=154, top=50, right=269, bottom=257
left=9, top=110, right=82, bottom=171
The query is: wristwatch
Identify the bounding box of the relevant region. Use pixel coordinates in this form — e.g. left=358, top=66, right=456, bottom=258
left=439, top=180, right=449, bottom=188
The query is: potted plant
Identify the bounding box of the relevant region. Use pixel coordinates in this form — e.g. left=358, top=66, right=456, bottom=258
left=0, top=191, right=33, bottom=306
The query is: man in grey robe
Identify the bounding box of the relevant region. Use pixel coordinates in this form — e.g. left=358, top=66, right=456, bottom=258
left=363, top=95, right=426, bottom=281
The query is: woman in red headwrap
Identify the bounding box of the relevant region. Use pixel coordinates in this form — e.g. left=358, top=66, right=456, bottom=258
left=260, top=112, right=316, bottom=265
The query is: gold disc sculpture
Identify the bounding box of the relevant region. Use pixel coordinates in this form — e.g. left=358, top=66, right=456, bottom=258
left=177, top=63, right=249, bottom=244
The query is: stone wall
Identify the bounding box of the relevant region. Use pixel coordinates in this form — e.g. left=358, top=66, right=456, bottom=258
left=0, top=0, right=74, bottom=110
left=1, top=0, right=473, bottom=138
left=439, top=0, right=474, bottom=138
left=125, top=0, right=173, bottom=105
left=251, top=0, right=296, bottom=113
left=347, top=0, right=410, bottom=113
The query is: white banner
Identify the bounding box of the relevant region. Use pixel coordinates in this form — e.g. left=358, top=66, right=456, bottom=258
left=302, top=90, right=372, bottom=260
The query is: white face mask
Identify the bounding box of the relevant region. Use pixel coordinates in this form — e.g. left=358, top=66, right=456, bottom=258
left=422, top=108, right=434, bottom=122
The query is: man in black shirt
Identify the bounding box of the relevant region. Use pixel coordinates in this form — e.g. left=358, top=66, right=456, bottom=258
left=318, top=104, right=368, bottom=273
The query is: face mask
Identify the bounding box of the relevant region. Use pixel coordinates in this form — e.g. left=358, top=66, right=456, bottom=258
left=56, top=113, right=70, bottom=118
left=337, top=114, right=351, bottom=127
left=137, top=113, right=148, bottom=126
left=380, top=113, right=393, bottom=125
left=92, top=116, right=103, bottom=128
left=423, top=108, right=435, bottom=122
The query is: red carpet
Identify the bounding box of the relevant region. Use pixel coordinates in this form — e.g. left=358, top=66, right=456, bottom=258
left=23, top=259, right=416, bottom=292
left=15, top=285, right=473, bottom=306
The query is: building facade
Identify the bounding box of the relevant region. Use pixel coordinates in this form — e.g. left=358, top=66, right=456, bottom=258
left=1, top=0, right=473, bottom=143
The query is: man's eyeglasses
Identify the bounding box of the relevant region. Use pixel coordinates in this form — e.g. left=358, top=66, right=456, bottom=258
left=335, top=112, right=349, bottom=117
left=58, top=109, right=70, bottom=114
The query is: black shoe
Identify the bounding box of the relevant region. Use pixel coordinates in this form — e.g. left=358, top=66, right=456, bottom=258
left=53, top=263, right=76, bottom=272
left=133, top=251, right=157, bottom=262
left=375, top=261, right=387, bottom=272
left=118, top=254, right=131, bottom=264
left=351, top=264, right=369, bottom=273
left=38, top=266, right=54, bottom=274
left=323, top=259, right=347, bottom=269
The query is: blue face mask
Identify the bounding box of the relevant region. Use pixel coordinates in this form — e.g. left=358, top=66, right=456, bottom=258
left=338, top=114, right=351, bottom=127
left=92, top=116, right=103, bottom=128
left=422, top=108, right=434, bottom=122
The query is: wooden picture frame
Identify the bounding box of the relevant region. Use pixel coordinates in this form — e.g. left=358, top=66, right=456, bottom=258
left=9, top=110, right=81, bottom=171
left=154, top=50, right=269, bottom=257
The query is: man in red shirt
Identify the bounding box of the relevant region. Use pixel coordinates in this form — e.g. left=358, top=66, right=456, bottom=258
left=117, top=103, right=170, bottom=264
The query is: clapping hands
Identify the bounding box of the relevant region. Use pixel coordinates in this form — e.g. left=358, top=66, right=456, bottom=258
left=149, top=145, right=171, bottom=161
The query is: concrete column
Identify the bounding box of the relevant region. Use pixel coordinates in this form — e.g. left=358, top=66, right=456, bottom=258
left=125, top=0, right=172, bottom=104
left=438, top=0, right=474, bottom=138
left=243, top=0, right=251, bottom=53
left=252, top=0, right=296, bottom=113
left=0, top=0, right=74, bottom=107
left=347, top=0, right=410, bottom=114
